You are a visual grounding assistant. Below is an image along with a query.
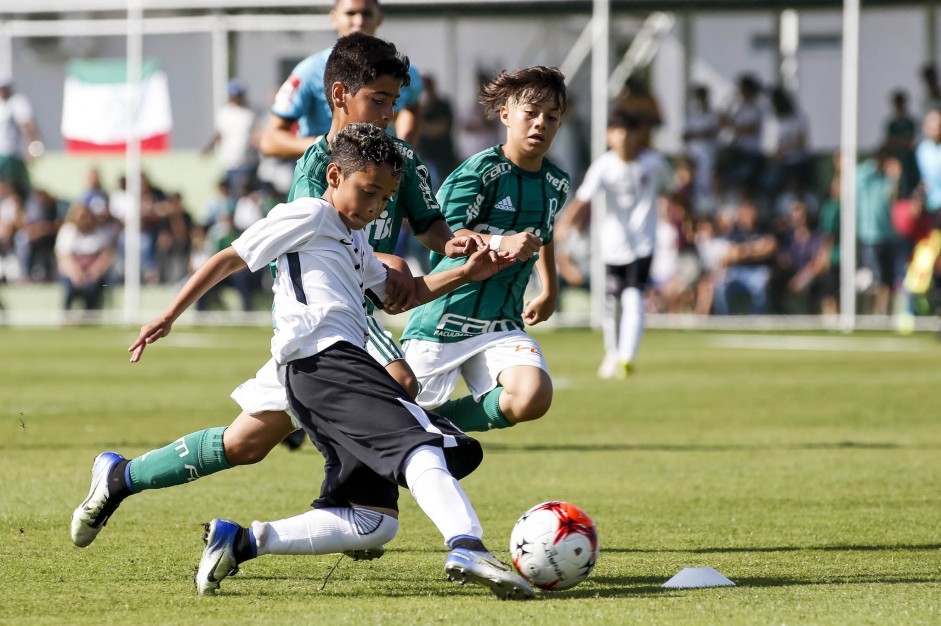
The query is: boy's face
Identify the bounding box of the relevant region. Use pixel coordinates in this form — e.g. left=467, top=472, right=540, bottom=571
left=326, top=162, right=400, bottom=230
left=332, top=75, right=400, bottom=130
left=500, top=98, right=561, bottom=161
left=331, top=0, right=383, bottom=37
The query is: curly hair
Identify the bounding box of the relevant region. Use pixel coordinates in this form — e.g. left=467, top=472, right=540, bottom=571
left=324, top=32, right=410, bottom=111
left=478, top=66, right=567, bottom=119
left=330, top=122, right=403, bottom=177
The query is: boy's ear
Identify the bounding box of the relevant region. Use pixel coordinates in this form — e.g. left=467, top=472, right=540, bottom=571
left=326, top=162, right=343, bottom=189
left=499, top=104, right=510, bottom=128
left=330, top=81, right=348, bottom=110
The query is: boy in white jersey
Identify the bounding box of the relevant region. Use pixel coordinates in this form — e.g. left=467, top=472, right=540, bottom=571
left=70, top=33, right=479, bottom=552
left=401, top=67, right=570, bottom=433
left=555, top=109, right=674, bottom=378
left=118, top=124, right=532, bottom=599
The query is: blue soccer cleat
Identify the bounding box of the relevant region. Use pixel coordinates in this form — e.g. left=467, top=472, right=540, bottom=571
left=70, top=451, right=125, bottom=548
left=445, top=546, right=536, bottom=600
left=196, top=519, right=242, bottom=596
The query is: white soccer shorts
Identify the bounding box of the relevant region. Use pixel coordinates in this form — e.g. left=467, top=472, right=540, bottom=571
left=402, top=330, right=549, bottom=410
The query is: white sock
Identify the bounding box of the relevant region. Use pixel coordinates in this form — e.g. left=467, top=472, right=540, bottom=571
left=602, top=291, right=622, bottom=358
left=252, top=507, right=398, bottom=557
left=618, top=287, right=644, bottom=363
left=404, top=445, right=483, bottom=546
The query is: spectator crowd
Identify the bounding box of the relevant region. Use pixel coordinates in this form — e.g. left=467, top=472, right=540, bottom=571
left=3, top=60, right=941, bottom=322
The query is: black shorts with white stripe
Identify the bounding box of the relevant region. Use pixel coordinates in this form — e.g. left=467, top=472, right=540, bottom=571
left=285, top=341, right=483, bottom=512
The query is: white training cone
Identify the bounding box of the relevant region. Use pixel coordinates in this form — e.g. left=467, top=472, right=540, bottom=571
left=662, top=567, right=735, bottom=589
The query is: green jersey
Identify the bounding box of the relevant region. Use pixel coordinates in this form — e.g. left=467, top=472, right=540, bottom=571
left=288, top=135, right=442, bottom=253
left=402, top=146, right=570, bottom=343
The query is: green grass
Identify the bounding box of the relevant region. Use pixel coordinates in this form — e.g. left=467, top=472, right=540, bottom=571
left=2, top=326, right=940, bottom=624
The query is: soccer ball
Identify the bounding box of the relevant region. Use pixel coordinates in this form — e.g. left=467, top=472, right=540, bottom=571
left=509, top=501, right=599, bottom=591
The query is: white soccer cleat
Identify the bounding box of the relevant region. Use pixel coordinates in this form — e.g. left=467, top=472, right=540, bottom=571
left=70, top=451, right=125, bottom=548
left=596, top=353, right=620, bottom=379
left=445, top=547, right=536, bottom=600
left=196, top=519, right=242, bottom=596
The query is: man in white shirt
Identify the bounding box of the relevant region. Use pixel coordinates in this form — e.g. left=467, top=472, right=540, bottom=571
left=203, top=79, right=258, bottom=195
left=0, top=77, right=42, bottom=199
left=556, top=110, right=673, bottom=378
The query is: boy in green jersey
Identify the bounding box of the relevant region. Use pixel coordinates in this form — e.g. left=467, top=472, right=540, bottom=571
left=401, top=66, right=570, bottom=432
left=70, top=33, right=477, bottom=550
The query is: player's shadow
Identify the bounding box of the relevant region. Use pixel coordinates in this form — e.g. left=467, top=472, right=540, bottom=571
left=604, top=542, right=941, bottom=554
left=481, top=441, right=941, bottom=454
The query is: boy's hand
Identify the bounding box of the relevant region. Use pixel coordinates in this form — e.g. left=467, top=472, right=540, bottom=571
left=383, top=262, right=417, bottom=312
left=444, top=234, right=484, bottom=258
left=128, top=316, right=173, bottom=363
left=499, top=232, right=542, bottom=262
left=522, top=291, right=556, bottom=326
left=462, top=247, right=516, bottom=282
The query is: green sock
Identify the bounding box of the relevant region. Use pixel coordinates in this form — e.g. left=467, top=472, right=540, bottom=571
left=437, top=387, right=514, bottom=432
left=128, top=427, right=231, bottom=492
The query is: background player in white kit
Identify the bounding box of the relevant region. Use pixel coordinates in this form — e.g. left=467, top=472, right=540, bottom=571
left=555, top=109, right=674, bottom=378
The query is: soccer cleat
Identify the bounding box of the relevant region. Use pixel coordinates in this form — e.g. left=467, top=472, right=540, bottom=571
left=615, top=361, right=634, bottom=379
left=596, top=353, right=619, bottom=379
left=445, top=547, right=536, bottom=600
left=343, top=546, right=385, bottom=561
left=196, top=519, right=242, bottom=596
left=70, top=451, right=125, bottom=547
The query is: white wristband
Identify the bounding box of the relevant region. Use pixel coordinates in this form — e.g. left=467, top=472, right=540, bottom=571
left=489, top=235, right=503, bottom=252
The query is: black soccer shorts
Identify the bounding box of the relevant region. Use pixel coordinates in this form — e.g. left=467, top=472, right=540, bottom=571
left=285, top=341, right=483, bottom=512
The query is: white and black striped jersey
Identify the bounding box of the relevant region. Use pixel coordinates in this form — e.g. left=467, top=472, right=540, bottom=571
left=232, top=197, right=388, bottom=364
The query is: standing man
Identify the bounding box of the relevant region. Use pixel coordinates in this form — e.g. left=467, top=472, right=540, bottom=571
left=0, top=76, right=42, bottom=200
left=259, top=0, right=423, bottom=158
left=203, top=78, right=258, bottom=195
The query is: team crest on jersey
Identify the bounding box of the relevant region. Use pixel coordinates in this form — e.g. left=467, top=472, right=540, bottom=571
left=482, top=163, right=512, bottom=185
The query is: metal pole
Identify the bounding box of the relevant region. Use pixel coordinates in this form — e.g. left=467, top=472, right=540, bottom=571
left=839, top=0, right=860, bottom=330
left=124, top=0, right=142, bottom=324
left=589, top=0, right=609, bottom=330
left=211, top=12, right=229, bottom=114
left=779, top=9, right=799, bottom=93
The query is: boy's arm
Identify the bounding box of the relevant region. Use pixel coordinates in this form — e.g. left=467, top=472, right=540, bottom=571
left=407, top=246, right=515, bottom=309
left=129, top=247, right=248, bottom=362
left=522, top=241, right=559, bottom=326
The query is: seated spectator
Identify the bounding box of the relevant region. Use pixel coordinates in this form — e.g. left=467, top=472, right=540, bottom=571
left=817, top=154, right=842, bottom=316
left=0, top=178, right=23, bottom=283
left=884, top=90, right=920, bottom=199
left=155, top=192, right=194, bottom=284
left=18, top=188, right=61, bottom=282
left=650, top=194, right=698, bottom=313
left=81, top=166, right=110, bottom=224
left=55, top=201, right=116, bottom=312
left=712, top=200, right=777, bottom=314
left=694, top=210, right=732, bottom=315
left=763, top=85, right=811, bottom=201
left=718, top=74, right=765, bottom=199
left=769, top=200, right=828, bottom=313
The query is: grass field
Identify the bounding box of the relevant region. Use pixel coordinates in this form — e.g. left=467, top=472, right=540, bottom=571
left=2, top=326, right=940, bottom=625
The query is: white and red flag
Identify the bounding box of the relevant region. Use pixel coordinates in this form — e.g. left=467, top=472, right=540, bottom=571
left=61, top=58, right=172, bottom=153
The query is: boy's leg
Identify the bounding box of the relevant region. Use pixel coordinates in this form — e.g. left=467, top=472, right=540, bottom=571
left=434, top=333, right=551, bottom=431
left=283, top=343, right=533, bottom=599
left=402, top=445, right=534, bottom=600
left=196, top=506, right=399, bottom=596
left=70, top=410, right=294, bottom=548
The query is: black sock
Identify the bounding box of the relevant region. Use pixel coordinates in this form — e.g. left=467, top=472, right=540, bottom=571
left=449, top=536, right=486, bottom=552
left=233, top=527, right=256, bottom=564
left=107, top=460, right=132, bottom=501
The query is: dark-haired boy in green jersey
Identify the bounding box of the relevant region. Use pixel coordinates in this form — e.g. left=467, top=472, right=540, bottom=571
left=402, top=66, right=570, bottom=432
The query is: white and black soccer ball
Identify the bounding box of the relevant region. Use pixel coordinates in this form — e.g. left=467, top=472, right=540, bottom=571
left=509, top=501, right=599, bottom=591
